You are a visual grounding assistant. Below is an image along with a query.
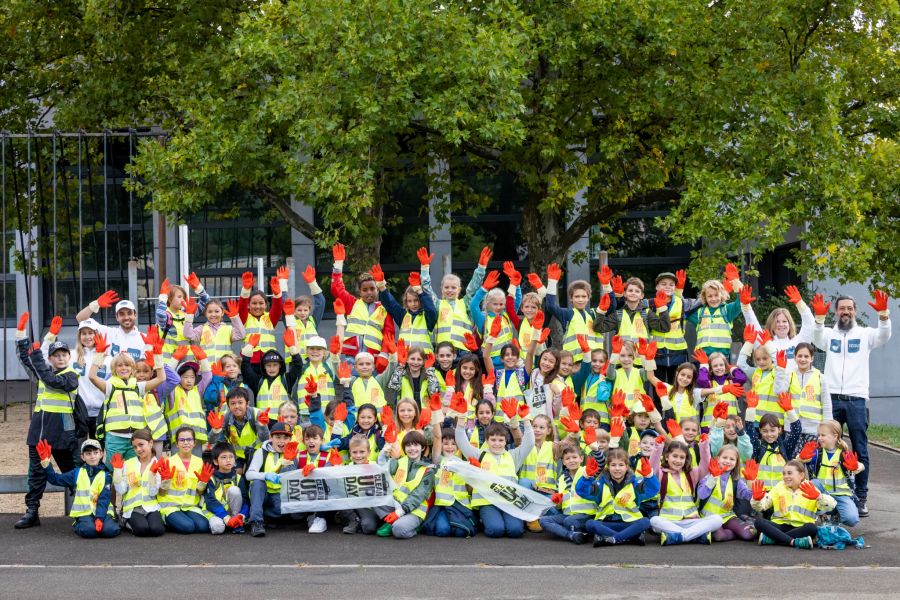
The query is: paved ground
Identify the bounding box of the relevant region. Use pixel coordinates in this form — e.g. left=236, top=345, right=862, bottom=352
left=1, top=446, right=899, bottom=598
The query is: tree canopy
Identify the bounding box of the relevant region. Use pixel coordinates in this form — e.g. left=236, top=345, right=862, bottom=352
left=2, top=0, right=897, bottom=289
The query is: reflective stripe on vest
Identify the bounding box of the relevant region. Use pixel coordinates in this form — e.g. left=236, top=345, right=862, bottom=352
left=817, top=450, right=851, bottom=496
left=758, top=447, right=787, bottom=488
left=256, top=377, right=288, bottom=413
left=434, top=299, right=473, bottom=350
left=700, top=389, right=737, bottom=428
left=399, top=312, right=432, bottom=353
left=752, top=369, right=783, bottom=423
left=613, top=368, right=644, bottom=410
left=651, top=295, right=687, bottom=351
left=100, top=377, right=147, bottom=434
left=470, top=451, right=516, bottom=507
left=671, top=388, right=699, bottom=422
left=560, top=467, right=597, bottom=516
left=770, top=482, right=818, bottom=526
left=199, top=323, right=234, bottom=362
left=519, top=442, right=556, bottom=492
left=142, top=393, right=169, bottom=441
left=659, top=471, right=698, bottom=520
left=595, top=479, right=642, bottom=521
left=244, top=313, right=276, bottom=354
left=435, top=457, right=470, bottom=507
left=161, top=309, right=191, bottom=359
left=345, top=301, right=387, bottom=353
left=562, top=309, right=601, bottom=363
left=392, top=457, right=430, bottom=519
left=35, top=367, right=78, bottom=414
left=696, top=306, right=732, bottom=350
left=70, top=468, right=114, bottom=518
left=158, top=455, right=204, bottom=515
left=484, top=313, right=514, bottom=359
left=795, top=369, right=824, bottom=422
left=700, top=475, right=735, bottom=521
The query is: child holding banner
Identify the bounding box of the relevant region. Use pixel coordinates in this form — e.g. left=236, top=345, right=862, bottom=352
left=245, top=421, right=298, bottom=537
left=375, top=430, right=435, bottom=538
left=423, top=426, right=477, bottom=538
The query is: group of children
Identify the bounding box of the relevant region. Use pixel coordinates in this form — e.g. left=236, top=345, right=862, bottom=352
left=14, top=245, right=882, bottom=549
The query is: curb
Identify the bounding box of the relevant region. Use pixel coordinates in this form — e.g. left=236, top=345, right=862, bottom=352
left=868, top=440, right=900, bottom=456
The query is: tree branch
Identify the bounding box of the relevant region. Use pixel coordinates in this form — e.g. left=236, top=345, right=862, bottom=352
left=255, top=185, right=319, bottom=240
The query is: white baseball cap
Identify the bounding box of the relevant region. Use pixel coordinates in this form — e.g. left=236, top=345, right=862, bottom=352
left=78, top=318, right=102, bottom=331
left=306, top=336, right=327, bottom=349
left=115, top=300, right=136, bottom=313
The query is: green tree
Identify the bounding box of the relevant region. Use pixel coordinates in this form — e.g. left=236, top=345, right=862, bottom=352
left=2, top=0, right=897, bottom=289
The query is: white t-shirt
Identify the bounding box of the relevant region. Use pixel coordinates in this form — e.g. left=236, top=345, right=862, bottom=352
left=41, top=342, right=110, bottom=418
left=94, top=324, right=146, bottom=362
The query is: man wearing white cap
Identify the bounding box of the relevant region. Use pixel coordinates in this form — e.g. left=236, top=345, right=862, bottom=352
left=75, top=291, right=146, bottom=360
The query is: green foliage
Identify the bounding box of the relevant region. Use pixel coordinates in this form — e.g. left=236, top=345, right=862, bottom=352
left=1, top=0, right=897, bottom=290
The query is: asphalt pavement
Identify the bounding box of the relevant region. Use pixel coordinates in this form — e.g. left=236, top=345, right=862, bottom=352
left=2, top=446, right=899, bottom=599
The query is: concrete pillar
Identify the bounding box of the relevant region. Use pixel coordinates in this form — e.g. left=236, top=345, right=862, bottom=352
left=566, top=187, right=591, bottom=285
left=290, top=199, right=317, bottom=297
left=428, top=159, right=452, bottom=286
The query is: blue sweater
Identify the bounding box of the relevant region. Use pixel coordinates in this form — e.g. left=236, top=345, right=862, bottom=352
left=45, top=464, right=112, bottom=520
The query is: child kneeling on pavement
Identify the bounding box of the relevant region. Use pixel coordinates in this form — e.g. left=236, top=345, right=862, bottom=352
left=204, top=442, right=250, bottom=534
left=376, top=430, right=435, bottom=538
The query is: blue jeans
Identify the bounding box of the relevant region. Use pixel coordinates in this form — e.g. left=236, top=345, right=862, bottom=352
left=73, top=515, right=121, bottom=539
left=165, top=510, right=210, bottom=534
left=538, top=509, right=591, bottom=540
left=479, top=506, right=524, bottom=538
left=422, top=507, right=468, bottom=537
left=831, top=395, right=869, bottom=498
left=813, top=482, right=860, bottom=527
left=586, top=518, right=652, bottom=543
left=249, top=479, right=282, bottom=524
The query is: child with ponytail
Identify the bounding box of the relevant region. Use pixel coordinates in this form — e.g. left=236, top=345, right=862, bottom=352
left=696, top=445, right=756, bottom=541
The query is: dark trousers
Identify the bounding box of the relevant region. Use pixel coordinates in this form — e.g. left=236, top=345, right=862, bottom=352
left=754, top=518, right=818, bottom=546
left=585, top=518, right=651, bottom=543
left=831, top=394, right=869, bottom=498
left=127, top=511, right=166, bottom=537
left=25, top=445, right=76, bottom=511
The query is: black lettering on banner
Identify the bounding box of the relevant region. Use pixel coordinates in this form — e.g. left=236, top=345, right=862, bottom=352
left=489, top=483, right=533, bottom=510
left=286, top=477, right=328, bottom=501
left=345, top=473, right=388, bottom=498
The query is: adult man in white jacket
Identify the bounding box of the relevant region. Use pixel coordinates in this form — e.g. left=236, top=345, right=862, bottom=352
left=812, top=290, right=892, bottom=517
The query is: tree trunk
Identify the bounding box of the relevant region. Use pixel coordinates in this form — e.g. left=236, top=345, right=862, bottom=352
left=521, top=192, right=569, bottom=276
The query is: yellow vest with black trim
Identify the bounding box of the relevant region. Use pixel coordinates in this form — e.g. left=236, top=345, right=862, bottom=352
left=700, top=386, right=738, bottom=428
left=346, top=300, right=388, bottom=353
left=199, top=322, right=234, bottom=363
left=613, top=367, right=644, bottom=410
left=595, top=478, right=643, bottom=521
left=794, top=369, right=824, bottom=422
left=816, top=449, right=851, bottom=497
left=434, top=456, right=470, bottom=507
left=121, top=457, right=161, bottom=516
left=391, top=457, right=430, bottom=519
left=562, top=309, right=600, bottom=363
left=652, top=295, right=687, bottom=351
left=659, top=470, right=699, bottom=521
left=757, top=445, right=787, bottom=489
left=244, top=312, right=276, bottom=354
left=559, top=467, right=597, bottom=516
left=769, top=482, right=818, bottom=527
left=435, top=299, right=473, bottom=351
left=399, top=312, right=433, bottom=354
left=470, top=451, right=516, bottom=507
left=752, top=368, right=782, bottom=423
left=351, top=376, right=386, bottom=409
left=162, top=307, right=191, bottom=359
left=98, top=376, right=147, bottom=436
left=695, top=305, right=732, bottom=352
left=35, top=366, right=78, bottom=414
left=581, top=372, right=610, bottom=424
left=158, top=455, right=205, bottom=517
left=700, top=475, right=736, bottom=522
left=70, top=468, right=115, bottom=519
left=519, top=441, right=556, bottom=493
left=484, top=313, right=514, bottom=359
left=256, top=376, right=289, bottom=413
left=400, top=375, right=430, bottom=408
left=166, top=386, right=207, bottom=443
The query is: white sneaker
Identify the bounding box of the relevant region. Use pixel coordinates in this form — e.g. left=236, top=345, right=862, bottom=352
left=308, top=516, right=327, bottom=534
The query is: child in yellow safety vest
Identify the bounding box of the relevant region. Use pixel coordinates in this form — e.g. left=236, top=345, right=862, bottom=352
left=239, top=331, right=304, bottom=414
left=285, top=264, right=326, bottom=361
left=799, top=420, right=864, bottom=527
left=650, top=270, right=704, bottom=383
left=745, top=398, right=803, bottom=491
left=375, top=430, right=436, bottom=539
left=162, top=346, right=213, bottom=456
left=737, top=327, right=791, bottom=424
left=471, top=271, right=521, bottom=369
left=648, top=434, right=723, bottom=545
left=238, top=269, right=285, bottom=372
left=454, top=405, right=535, bottom=538
left=650, top=363, right=703, bottom=426
left=538, top=443, right=600, bottom=544
left=156, top=273, right=210, bottom=362
left=684, top=264, right=753, bottom=358
left=440, top=354, right=494, bottom=424
left=205, top=353, right=252, bottom=416
left=751, top=459, right=836, bottom=548
left=88, top=338, right=167, bottom=463
left=792, top=342, right=832, bottom=443
left=538, top=264, right=613, bottom=364
left=389, top=397, right=439, bottom=458
left=244, top=421, right=299, bottom=537
left=203, top=441, right=250, bottom=534
left=485, top=340, right=530, bottom=420
left=114, top=429, right=165, bottom=537
left=207, top=387, right=273, bottom=472
left=419, top=245, right=489, bottom=354
left=156, top=426, right=213, bottom=534
left=326, top=403, right=383, bottom=462
left=695, top=348, right=748, bottom=430
left=38, top=438, right=121, bottom=538
left=577, top=447, right=660, bottom=546
left=387, top=343, right=442, bottom=408
left=378, top=270, right=438, bottom=356
left=596, top=276, right=672, bottom=368
left=422, top=426, right=478, bottom=538
left=337, top=350, right=394, bottom=411
left=696, top=445, right=756, bottom=542
left=605, top=339, right=654, bottom=413
left=183, top=299, right=245, bottom=364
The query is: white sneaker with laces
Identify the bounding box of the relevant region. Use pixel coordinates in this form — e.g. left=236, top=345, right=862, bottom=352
left=308, top=516, right=327, bottom=534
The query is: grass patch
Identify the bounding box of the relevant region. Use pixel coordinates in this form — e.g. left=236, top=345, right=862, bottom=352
left=867, top=424, right=900, bottom=449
